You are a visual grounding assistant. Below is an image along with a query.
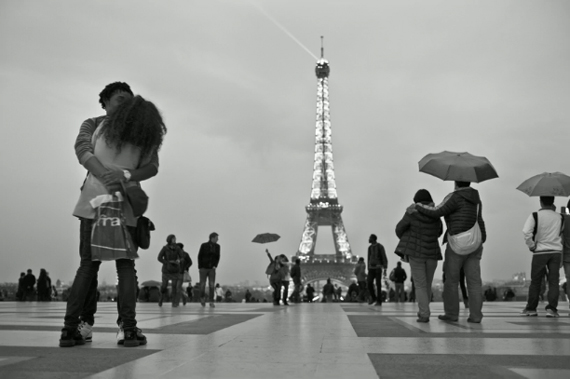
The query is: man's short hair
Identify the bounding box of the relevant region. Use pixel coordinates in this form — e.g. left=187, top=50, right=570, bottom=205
left=540, top=196, right=555, bottom=206
left=209, top=232, right=218, bottom=240
left=358, top=257, right=364, bottom=262
left=27, top=269, right=32, bottom=273
left=369, top=234, right=377, bottom=242
left=176, top=242, right=184, bottom=249
left=99, top=82, right=133, bottom=109
left=455, top=181, right=471, bottom=188
left=295, top=258, right=300, bottom=264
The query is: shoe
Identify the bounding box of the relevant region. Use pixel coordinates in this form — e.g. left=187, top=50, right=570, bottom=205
left=158, top=297, right=163, bottom=307
left=200, top=298, right=206, bottom=307
left=374, top=301, right=382, bottom=306
left=520, top=308, right=538, bottom=317
left=283, top=301, right=289, bottom=306
left=209, top=302, right=215, bottom=308
left=172, top=304, right=179, bottom=308
left=59, top=328, right=86, bottom=347
left=438, top=315, right=458, bottom=322
left=123, top=327, right=147, bottom=347
left=183, top=298, right=187, bottom=306
left=546, top=309, right=559, bottom=318
left=368, top=299, right=375, bottom=305
left=467, top=318, right=481, bottom=323
left=417, top=317, right=429, bottom=323
left=78, top=321, right=93, bottom=342
left=116, top=325, right=125, bottom=345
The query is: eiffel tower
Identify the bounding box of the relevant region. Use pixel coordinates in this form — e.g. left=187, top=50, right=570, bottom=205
left=295, top=39, right=356, bottom=287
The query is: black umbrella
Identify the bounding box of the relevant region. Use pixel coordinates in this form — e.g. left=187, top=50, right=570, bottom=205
left=252, top=233, right=281, bottom=244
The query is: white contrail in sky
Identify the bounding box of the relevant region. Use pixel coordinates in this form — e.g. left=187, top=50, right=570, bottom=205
left=251, top=2, right=318, bottom=60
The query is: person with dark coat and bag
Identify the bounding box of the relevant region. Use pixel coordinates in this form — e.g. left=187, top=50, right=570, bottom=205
left=157, top=235, right=184, bottom=307
left=395, top=189, right=443, bottom=322
left=409, top=181, right=486, bottom=323
left=197, top=233, right=221, bottom=307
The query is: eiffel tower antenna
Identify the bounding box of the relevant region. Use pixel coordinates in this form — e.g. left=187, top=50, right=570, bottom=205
left=321, top=36, right=324, bottom=58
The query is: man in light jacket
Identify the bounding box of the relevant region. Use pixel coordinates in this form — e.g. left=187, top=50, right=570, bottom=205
left=521, top=196, right=563, bottom=318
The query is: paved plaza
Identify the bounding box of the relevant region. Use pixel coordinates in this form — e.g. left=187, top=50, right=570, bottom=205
left=0, top=301, right=569, bottom=378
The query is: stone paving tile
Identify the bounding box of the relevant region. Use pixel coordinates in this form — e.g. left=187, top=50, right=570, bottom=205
left=0, top=301, right=569, bottom=378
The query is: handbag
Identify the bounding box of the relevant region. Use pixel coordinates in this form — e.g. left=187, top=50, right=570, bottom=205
left=135, top=216, right=155, bottom=250
left=183, top=272, right=191, bottom=283
left=90, top=193, right=138, bottom=261
left=447, top=204, right=482, bottom=256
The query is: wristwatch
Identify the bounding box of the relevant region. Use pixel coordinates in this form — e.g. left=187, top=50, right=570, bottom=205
left=123, top=170, right=132, bottom=182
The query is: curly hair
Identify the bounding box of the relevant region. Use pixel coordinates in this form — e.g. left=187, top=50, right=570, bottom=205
left=100, top=95, right=166, bottom=162
left=98, top=82, right=133, bottom=109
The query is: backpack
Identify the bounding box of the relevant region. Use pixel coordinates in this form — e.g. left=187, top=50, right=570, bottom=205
left=532, top=212, right=564, bottom=242
left=389, top=269, right=396, bottom=282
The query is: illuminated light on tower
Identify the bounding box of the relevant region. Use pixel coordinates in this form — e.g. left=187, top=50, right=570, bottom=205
left=297, top=37, right=353, bottom=261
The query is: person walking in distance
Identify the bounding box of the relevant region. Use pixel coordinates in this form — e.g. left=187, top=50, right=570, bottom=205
left=215, top=283, right=224, bottom=303
left=157, top=235, right=184, bottom=307
left=521, top=196, right=563, bottom=317
left=23, top=269, right=36, bottom=301
left=354, top=257, right=367, bottom=303
left=198, top=233, right=221, bottom=308
left=290, top=258, right=302, bottom=303
left=177, top=243, right=193, bottom=306
left=392, top=262, right=408, bottom=303
left=367, top=234, right=388, bottom=306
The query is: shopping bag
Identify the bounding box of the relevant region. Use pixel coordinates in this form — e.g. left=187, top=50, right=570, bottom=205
left=90, top=193, right=138, bottom=261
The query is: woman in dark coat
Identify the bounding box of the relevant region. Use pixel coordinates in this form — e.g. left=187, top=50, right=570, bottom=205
left=395, top=189, right=443, bottom=322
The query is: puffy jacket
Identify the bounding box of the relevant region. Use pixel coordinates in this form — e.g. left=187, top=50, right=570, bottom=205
left=395, top=201, right=443, bottom=260
left=415, top=187, right=486, bottom=244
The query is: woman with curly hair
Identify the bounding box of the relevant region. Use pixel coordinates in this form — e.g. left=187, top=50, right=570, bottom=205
left=62, top=95, right=166, bottom=348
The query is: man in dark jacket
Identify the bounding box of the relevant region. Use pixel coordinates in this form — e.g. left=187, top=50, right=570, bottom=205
left=392, top=262, right=407, bottom=303
left=367, top=234, right=388, bottom=306
left=23, top=269, right=36, bottom=301
left=197, top=232, right=221, bottom=308
left=290, top=259, right=302, bottom=303
left=411, top=181, right=486, bottom=323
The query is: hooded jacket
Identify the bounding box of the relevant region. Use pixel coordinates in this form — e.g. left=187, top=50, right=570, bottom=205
left=395, top=200, right=443, bottom=260
left=415, top=187, right=486, bottom=244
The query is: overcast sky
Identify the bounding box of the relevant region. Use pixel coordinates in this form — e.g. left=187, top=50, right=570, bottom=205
left=1, top=0, right=569, bottom=287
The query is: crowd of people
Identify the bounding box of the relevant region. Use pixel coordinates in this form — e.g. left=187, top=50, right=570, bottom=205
left=15, top=269, right=57, bottom=302
left=51, top=80, right=569, bottom=350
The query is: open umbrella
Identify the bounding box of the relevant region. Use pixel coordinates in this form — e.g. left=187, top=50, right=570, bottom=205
left=140, top=280, right=162, bottom=287
left=419, top=151, right=499, bottom=183
left=516, top=172, right=570, bottom=197
left=252, top=233, right=281, bottom=244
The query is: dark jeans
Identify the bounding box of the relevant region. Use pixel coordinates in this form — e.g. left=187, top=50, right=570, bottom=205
left=367, top=267, right=383, bottom=303
left=291, top=282, right=301, bottom=303
left=357, top=281, right=367, bottom=302
left=199, top=268, right=216, bottom=302
left=270, top=280, right=282, bottom=303
left=525, top=253, right=561, bottom=312
left=64, top=219, right=138, bottom=330
left=160, top=272, right=181, bottom=306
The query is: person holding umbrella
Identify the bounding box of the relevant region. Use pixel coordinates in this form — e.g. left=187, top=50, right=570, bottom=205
left=517, top=172, right=570, bottom=318
left=409, top=151, right=496, bottom=323
left=409, top=182, right=487, bottom=323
